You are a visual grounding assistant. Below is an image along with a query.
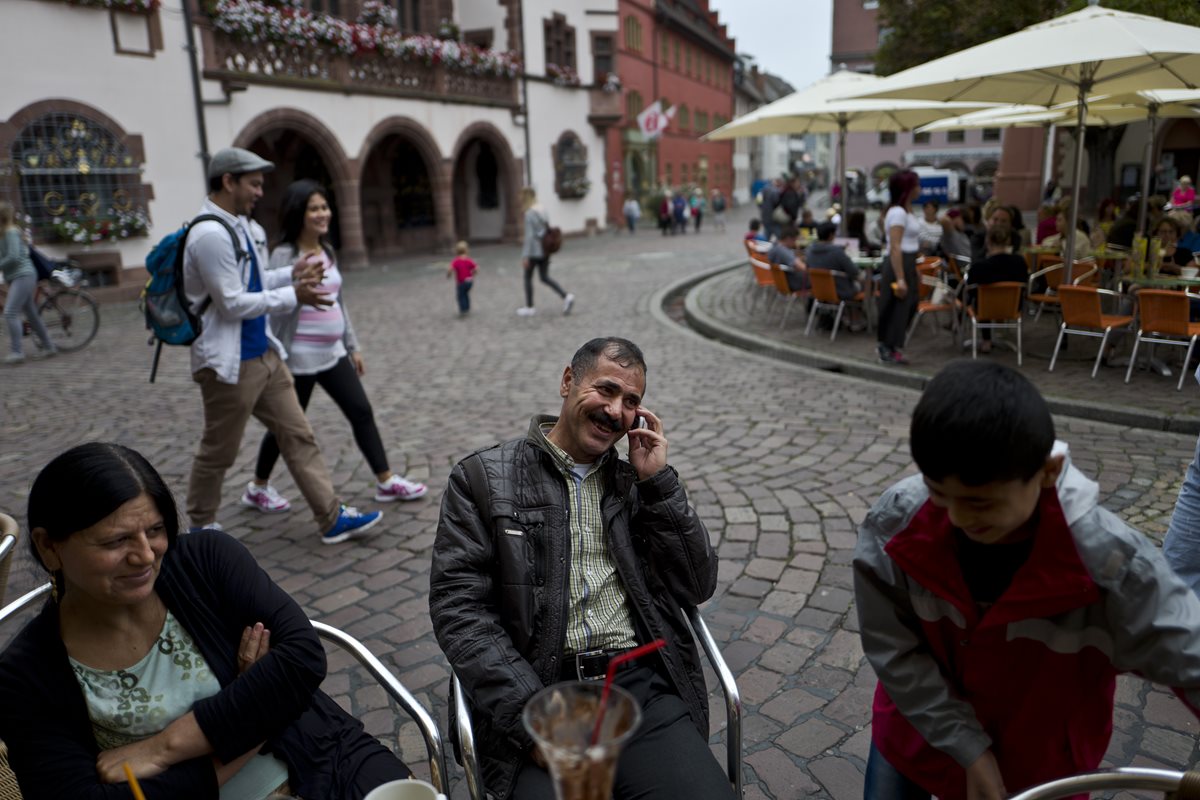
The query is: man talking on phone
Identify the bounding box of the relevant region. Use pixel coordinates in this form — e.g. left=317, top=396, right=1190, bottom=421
left=430, top=337, right=731, bottom=800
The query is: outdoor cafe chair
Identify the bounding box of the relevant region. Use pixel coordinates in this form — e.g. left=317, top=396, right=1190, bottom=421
left=906, top=260, right=961, bottom=347
left=1027, top=255, right=1066, bottom=324
left=1007, top=766, right=1200, bottom=799
left=1049, top=285, right=1133, bottom=378
left=805, top=268, right=864, bottom=342
left=449, top=606, right=744, bottom=800
left=1124, top=289, right=1200, bottom=390
left=769, top=262, right=808, bottom=329
left=968, top=281, right=1025, bottom=365
left=748, top=249, right=777, bottom=314
left=0, top=515, right=18, bottom=800
left=0, top=581, right=451, bottom=798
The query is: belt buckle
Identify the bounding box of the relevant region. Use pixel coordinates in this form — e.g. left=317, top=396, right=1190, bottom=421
left=573, top=649, right=608, bottom=681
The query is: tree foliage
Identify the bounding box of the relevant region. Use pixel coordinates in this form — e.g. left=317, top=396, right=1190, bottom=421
left=874, top=0, right=1200, bottom=76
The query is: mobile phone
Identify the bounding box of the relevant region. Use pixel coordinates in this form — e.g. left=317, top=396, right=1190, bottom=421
left=632, top=415, right=647, bottom=430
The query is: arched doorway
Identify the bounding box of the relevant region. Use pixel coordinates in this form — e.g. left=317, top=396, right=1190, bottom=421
left=245, top=129, right=340, bottom=249
left=452, top=139, right=504, bottom=241
left=360, top=134, right=438, bottom=256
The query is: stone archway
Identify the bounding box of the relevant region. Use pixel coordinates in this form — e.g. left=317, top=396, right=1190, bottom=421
left=450, top=122, right=521, bottom=243
left=358, top=117, right=448, bottom=256
left=233, top=109, right=358, bottom=263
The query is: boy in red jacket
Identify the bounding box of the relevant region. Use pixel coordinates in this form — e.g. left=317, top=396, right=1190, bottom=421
left=854, top=360, right=1200, bottom=800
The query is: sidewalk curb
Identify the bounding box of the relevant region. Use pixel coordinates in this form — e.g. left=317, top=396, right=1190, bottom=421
left=664, top=262, right=1200, bottom=437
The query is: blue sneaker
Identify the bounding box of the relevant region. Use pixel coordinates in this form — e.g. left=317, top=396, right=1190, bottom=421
left=322, top=505, right=383, bottom=545
left=187, top=521, right=224, bottom=534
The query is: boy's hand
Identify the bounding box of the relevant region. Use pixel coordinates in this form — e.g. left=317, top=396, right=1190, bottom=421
left=965, top=751, right=1006, bottom=800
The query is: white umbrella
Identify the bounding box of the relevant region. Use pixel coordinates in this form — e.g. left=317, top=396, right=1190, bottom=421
left=705, top=70, right=991, bottom=230
left=838, top=2, right=1200, bottom=266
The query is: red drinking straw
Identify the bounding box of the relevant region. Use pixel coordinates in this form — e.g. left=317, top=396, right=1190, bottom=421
left=589, top=639, right=666, bottom=746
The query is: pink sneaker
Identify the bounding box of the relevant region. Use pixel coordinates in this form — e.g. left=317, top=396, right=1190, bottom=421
left=241, top=482, right=291, bottom=513
left=375, top=475, right=428, bottom=502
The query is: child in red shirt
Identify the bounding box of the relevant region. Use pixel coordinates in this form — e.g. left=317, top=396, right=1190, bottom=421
left=447, top=240, right=478, bottom=314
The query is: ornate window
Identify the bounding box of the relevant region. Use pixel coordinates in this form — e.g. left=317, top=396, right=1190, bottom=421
left=544, top=13, right=576, bottom=71
left=552, top=131, right=589, bottom=199
left=623, top=15, right=642, bottom=52
left=11, top=111, right=148, bottom=243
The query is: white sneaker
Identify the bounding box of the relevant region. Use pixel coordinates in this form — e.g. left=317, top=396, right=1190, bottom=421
left=563, top=293, right=576, bottom=315
left=241, top=482, right=292, bottom=513
left=516, top=306, right=537, bottom=316
left=375, top=475, right=429, bottom=502
left=3, top=353, right=25, bottom=364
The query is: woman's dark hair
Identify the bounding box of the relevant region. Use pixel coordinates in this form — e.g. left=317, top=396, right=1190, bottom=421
left=911, top=361, right=1055, bottom=486
left=27, top=443, right=180, bottom=572
left=276, top=179, right=333, bottom=256
left=1097, top=197, right=1117, bottom=222
left=888, top=170, right=919, bottom=210
left=1157, top=215, right=1184, bottom=239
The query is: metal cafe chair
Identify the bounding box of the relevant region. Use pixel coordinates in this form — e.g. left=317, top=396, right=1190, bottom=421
left=807, top=268, right=865, bottom=342
left=1124, top=289, right=1200, bottom=391
left=1008, top=767, right=1200, bottom=799
left=450, top=606, right=744, bottom=800
left=1049, top=285, right=1134, bottom=378
left=968, top=281, right=1025, bottom=365
left=0, top=583, right=450, bottom=797
left=768, top=262, right=809, bottom=329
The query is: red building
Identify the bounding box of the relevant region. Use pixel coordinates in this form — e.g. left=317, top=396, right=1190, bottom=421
left=607, top=0, right=736, bottom=222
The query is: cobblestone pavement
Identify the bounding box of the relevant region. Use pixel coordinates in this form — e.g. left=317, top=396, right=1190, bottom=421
left=2, top=216, right=1198, bottom=798
left=690, top=265, right=1200, bottom=430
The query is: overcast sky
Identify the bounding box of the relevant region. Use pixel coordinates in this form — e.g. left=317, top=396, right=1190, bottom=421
left=707, top=0, right=833, bottom=92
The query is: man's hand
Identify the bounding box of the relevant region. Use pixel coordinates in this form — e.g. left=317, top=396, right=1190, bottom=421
left=237, top=622, right=270, bottom=675
left=295, top=283, right=333, bottom=309
left=350, top=351, right=366, bottom=376
left=291, top=251, right=324, bottom=284
left=97, top=738, right=171, bottom=783
left=965, top=751, right=1006, bottom=800
left=627, top=408, right=668, bottom=481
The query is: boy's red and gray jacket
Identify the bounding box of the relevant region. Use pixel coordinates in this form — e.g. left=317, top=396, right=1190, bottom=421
left=854, top=442, right=1200, bottom=799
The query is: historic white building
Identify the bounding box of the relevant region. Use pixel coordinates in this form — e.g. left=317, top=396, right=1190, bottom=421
left=0, top=0, right=615, bottom=296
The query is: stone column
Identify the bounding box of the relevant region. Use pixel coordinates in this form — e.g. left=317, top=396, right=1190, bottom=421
left=334, top=170, right=368, bottom=268
left=435, top=159, right=456, bottom=252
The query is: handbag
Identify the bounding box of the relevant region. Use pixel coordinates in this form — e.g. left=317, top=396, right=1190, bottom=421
left=772, top=205, right=790, bottom=225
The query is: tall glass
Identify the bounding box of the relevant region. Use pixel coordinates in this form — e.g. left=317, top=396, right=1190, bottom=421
left=522, top=681, right=642, bottom=800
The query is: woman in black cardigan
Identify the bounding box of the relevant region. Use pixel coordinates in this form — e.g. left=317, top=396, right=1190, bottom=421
left=0, top=442, right=410, bottom=799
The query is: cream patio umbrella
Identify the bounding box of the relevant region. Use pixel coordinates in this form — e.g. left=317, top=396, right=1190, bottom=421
left=839, top=1, right=1200, bottom=267
left=704, top=69, right=991, bottom=231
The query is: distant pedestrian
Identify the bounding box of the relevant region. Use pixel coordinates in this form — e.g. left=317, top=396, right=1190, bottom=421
left=448, top=239, right=478, bottom=313
left=182, top=149, right=383, bottom=543
left=623, top=196, right=641, bottom=234
left=760, top=178, right=783, bottom=240
left=710, top=188, right=727, bottom=232
left=251, top=177, right=428, bottom=514
left=658, top=192, right=673, bottom=236
left=1, top=201, right=55, bottom=364
left=690, top=188, right=706, bottom=232
left=672, top=192, right=688, bottom=235
left=744, top=218, right=767, bottom=243
left=518, top=187, right=574, bottom=317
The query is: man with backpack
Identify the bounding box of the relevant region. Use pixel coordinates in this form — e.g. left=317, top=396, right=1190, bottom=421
left=182, top=147, right=383, bottom=544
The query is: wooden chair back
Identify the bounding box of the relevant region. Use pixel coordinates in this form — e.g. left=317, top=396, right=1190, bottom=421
left=808, top=269, right=840, bottom=304
left=1137, top=290, right=1191, bottom=336
left=915, top=262, right=940, bottom=301
left=750, top=252, right=774, bottom=289
left=769, top=263, right=793, bottom=296
left=1057, top=285, right=1104, bottom=329
left=975, top=282, right=1024, bottom=321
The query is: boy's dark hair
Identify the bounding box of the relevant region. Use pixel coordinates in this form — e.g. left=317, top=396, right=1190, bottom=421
left=911, top=361, right=1055, bottom=486
left=779, top=224, right=799, bottom=240
left=571, top=337, right=646, bottom=382
left=749, top=219, right=761, bottom=231
left=816, top=221, right=838, bottom=241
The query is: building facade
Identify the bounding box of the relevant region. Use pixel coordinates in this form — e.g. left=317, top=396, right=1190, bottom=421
left=606, top=0, right=735, bottom=221
left=0, top=0, right=616, bottom=298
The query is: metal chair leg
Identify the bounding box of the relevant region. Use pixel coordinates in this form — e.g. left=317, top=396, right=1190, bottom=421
left=1016, top=318, right=1023, bottom=366
left=1125, top=333, right=1143, bottom=383
left=1049, top=324, right=1066, bottom=372
left=830, top=303, right=845, bottom=342
left=1180, top=336, right=1198, bottom=390
left=804, top=302, right=817, bottom=336
left=1091, top=328, right=1110, bottom=378
left=971, top=320, right=978, bottom=358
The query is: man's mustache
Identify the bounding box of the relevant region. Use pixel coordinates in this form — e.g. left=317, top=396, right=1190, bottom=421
left=588, top=411, right=623, bottom=433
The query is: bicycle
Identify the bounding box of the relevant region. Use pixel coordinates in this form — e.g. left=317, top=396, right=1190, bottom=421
left=0, top=261, right=100, bottom=354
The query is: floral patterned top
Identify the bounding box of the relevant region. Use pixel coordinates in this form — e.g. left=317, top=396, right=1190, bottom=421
left=69, top=611, right=290, bottom=799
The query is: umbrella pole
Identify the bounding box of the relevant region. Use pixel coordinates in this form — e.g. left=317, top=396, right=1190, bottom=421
left=1065, top=78, right=1092, bottom=281
left=838, top=120, right=847, bottom=236
left=1041, top=123, right=1056, bottom=194
left=1137, top=103, right=1159, bottom=234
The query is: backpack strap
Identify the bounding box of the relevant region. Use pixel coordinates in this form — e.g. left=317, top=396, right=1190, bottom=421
left=186, top=213, right=249, bottom=317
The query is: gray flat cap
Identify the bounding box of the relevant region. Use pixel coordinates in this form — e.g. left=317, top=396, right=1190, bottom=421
left=207, top=147, right=275, bottom=180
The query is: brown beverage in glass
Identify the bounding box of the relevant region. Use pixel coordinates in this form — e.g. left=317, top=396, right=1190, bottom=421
left=522, top=681, right=642, bottom=800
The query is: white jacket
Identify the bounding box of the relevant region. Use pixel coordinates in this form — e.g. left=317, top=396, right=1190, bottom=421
left=182, top=199, right=297, bottom=384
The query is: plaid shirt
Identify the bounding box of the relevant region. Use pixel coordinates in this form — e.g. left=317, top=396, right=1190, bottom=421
left=537, top=425, right=638, bottom=654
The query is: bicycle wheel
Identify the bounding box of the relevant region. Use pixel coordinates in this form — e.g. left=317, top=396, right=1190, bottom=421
left=38, top=288, right=99, bottom=352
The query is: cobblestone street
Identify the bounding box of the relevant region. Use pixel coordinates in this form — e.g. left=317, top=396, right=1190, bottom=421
left=2, top=218, right=1199, bottom=798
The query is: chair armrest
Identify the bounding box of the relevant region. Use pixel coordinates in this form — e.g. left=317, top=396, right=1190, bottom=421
left=452, top=672, right=486, bottom=800
left=686, top=607, right=743, bottom=797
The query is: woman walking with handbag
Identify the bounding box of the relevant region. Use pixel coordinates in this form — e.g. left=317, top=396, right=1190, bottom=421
left=242, top=179, right=427, bottom=515
left=1, top=201, right=56, bottom=364
left=876, top=170, right=922, bottom=366
left=516, top=187, right=574, bottom=317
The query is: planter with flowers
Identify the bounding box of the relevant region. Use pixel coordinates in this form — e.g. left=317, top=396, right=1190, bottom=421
left=546, top=63, right=581, bottom=88
left=49, top=208, right=150, bottom=245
